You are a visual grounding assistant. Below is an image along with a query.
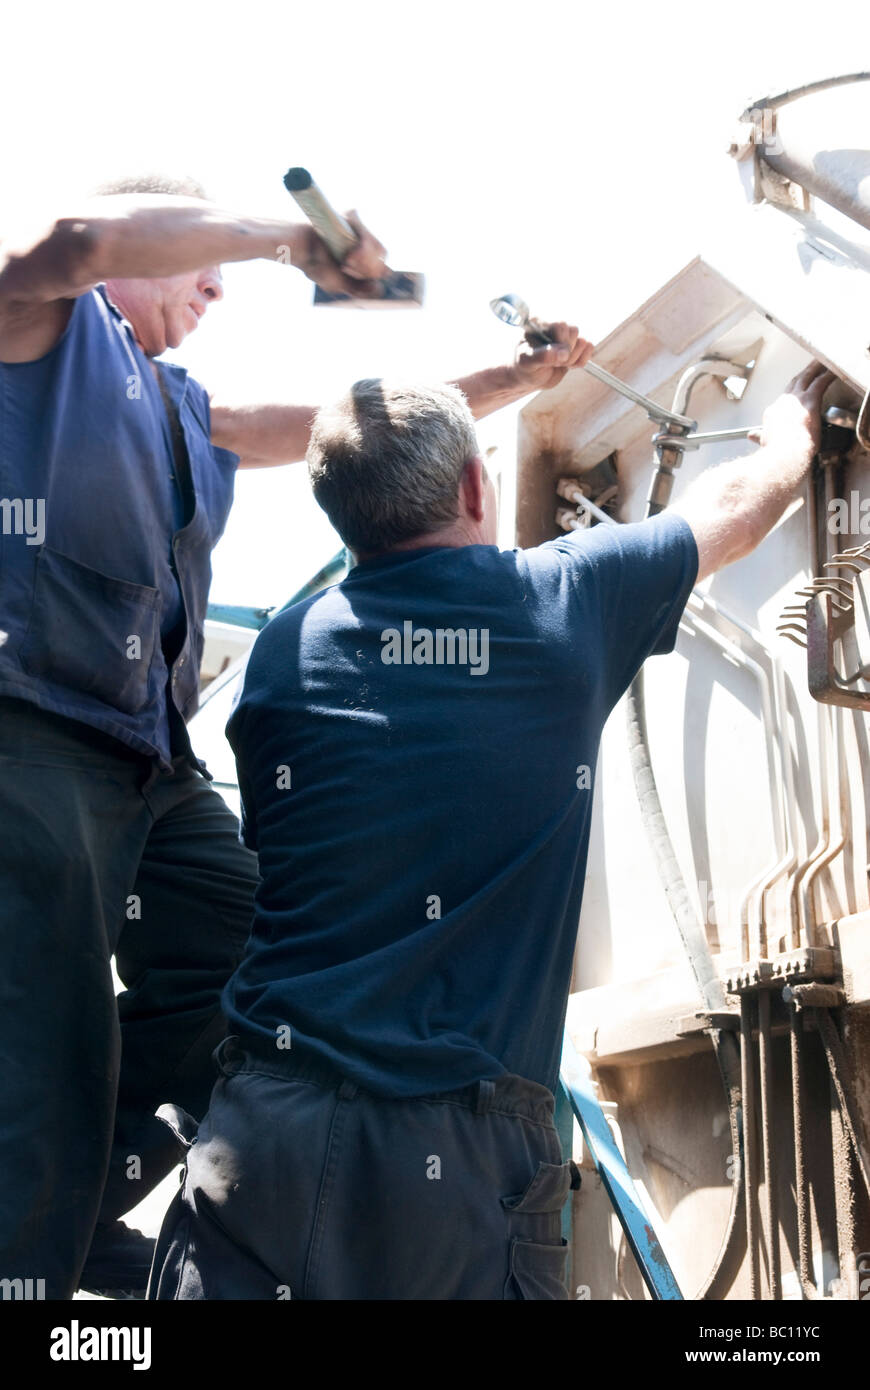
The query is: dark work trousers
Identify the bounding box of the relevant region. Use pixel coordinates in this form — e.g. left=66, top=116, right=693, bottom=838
left=149, top=1036, right=580, bottom=1300
left=0, top=698, right=258, bottom=1299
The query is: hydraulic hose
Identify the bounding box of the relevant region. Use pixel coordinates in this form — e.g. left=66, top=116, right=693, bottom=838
left=624, top=372, right=747, bottom=1299
left=625, top=672, right=746, bottom=1299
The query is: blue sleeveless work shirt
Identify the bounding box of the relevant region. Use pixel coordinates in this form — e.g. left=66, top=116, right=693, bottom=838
left=0, top=285, right=239, bottom=771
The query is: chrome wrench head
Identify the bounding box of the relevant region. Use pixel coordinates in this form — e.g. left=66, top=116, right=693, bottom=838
left=489, top=293, right=532, bottom=329
left=489, top=293, right=553, bottom=344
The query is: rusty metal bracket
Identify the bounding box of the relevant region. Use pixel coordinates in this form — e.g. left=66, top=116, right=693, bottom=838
left=726, top=946, right=838, bottom=994
left=782, top=982, right=846, bottom=1010
left=676, top=1010, right=741, bottom=1036
left=807, top=591, right=870, bottom=709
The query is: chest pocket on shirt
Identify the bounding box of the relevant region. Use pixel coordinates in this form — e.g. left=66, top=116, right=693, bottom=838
left=20, top=545, right=161, bottom=715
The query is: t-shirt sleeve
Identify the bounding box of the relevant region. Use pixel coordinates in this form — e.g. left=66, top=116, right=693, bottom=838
left=542, top=510, right=698, bottom=708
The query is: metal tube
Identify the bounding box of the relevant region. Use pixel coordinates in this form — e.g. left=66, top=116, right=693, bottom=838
left=671, top=358, right=748, bottom=418
left=739, top=72, right=870, bottom=119
left=757, top=989, right=781, bottom=1299
left=645, top=438, right=687, bottom=517
left=797, top=462, right=850, bottom=920
left=764, top=130, right=870, bottom=237
left=740, top=994, right=760, bottom=1298
left=681, top=602, right=788, bottom=959
left=788, top=1004, right=819, bottom=1298
left=791, top=462, right=833, bottom=945
left=580, top=360, right=697, bottom=431
left=827, top=1033, right=858, bottom=1300
left=801, top=700, right=847, bottom=930
left=643, top=355, right=753, bottom=514
left=816, top=1008, right=870, bottom=1203
left=625, top=357, right=763, bottom=1298
left=741, top=74, right=870, bottom=235
left=653, top=426, right=762, bottom=450
left=556, top=493, right=617, bottom=529
left=757, top=657, right=800, bottom=952
left=680, top=590, right=796, bottom=959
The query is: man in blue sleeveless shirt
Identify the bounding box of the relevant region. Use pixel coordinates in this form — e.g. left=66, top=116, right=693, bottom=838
left=0, top=174, right=592, bottom=1298
left=149, top=364, right=832, bottom=1299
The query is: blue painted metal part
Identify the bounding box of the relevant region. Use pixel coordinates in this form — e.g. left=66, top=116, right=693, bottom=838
left=554, top=1081, right=574, bottom=1244
left=560, top=1029, right=683, bottom=1300
left=205, top=602, right=273, bottom=630
left=275, top=550, right=349, bottom=614
left=206, top=550, right=349, bottom=634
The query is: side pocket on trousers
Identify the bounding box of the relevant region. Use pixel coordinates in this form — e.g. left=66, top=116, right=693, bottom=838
left=501, top=1160, right=577, bottom=1215
left=505, top=1237, right=570, bottom=1300
left=501, top=1158, right=580, bottom=1300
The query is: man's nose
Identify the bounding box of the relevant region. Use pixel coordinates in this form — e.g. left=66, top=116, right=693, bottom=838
left=199, top=267, right=224, bottom=304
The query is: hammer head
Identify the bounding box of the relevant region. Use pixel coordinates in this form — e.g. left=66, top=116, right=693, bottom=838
left=312, top=271, right=425, bottom=309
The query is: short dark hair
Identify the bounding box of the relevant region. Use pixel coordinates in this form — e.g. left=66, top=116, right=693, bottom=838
left=92, top=172, right=209, bottom=200
left=308, top=379, right=480, bottom=552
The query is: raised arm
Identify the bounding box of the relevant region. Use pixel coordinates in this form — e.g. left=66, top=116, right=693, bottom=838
left=212, top=319, right=596, bottom=469
left=672, top=361, right=835, bottom=584
left=452, top=320, right=594, bottom=420
left=0, top=196, right=386, bottom=359
left=210, top=402, right=318, bottom=469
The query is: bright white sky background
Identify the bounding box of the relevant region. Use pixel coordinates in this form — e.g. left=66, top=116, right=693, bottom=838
left=3, top=0, right=868, bottom=606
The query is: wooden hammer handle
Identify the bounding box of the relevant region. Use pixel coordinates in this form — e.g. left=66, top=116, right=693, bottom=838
left=283, top=167, right=359, bottom=263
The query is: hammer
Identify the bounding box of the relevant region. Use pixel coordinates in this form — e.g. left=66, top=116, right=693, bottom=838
left=283, top=168, right=425, bottom=309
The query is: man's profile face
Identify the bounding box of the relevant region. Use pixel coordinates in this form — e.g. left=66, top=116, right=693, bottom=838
left=104, top=265, right=223, bottom=357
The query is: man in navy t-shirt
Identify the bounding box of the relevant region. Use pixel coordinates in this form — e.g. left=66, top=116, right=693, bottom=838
left=150, top=362, right=833, bottom=1300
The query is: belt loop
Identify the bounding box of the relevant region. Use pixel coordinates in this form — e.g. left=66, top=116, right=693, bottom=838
left=338, top=1079, right=358, bottom=1101
left=475, top=1079, right=496, bottom=1114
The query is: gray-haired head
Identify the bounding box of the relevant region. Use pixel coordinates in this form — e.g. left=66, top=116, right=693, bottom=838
left=307, top=379, right=481, bottom=552
left=92, top=172, right=209, bottom=199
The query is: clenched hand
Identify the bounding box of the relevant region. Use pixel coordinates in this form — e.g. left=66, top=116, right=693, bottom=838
left=514, top=320, right=595, bottom=392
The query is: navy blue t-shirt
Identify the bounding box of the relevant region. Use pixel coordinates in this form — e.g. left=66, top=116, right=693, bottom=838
left=223, top=510, right=698, bottom=1097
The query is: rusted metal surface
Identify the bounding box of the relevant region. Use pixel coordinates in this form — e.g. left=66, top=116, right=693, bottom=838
left=725, top=948, right=837, bottom=994
left=830, top=1072, right=858, bottom=1299
left=807, top=593, right=870, bottom=710
left=740, top=996, right=760, bottom=1299
left=784, top=983, right=847, bottom=1009
left=757, top=990, right=781, bottom=1298
left=788, top=1006, right=819, bottom=1298
left=816, top=1009, right=870, bottom=1205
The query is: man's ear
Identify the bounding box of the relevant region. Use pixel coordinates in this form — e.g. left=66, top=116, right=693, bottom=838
left=459, top=455, right=486, bottom=523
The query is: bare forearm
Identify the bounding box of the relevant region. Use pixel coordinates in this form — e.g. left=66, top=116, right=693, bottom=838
left=211, top=402, right=317, bottom=468
left=219, top=334, right=581, bottom=469
left=219, top=365, right=533, bottom=469
left=675, top=442, right=813, bottom=580
left=451, top=363, right=531, bottom=420
left=0, top=196, right=307, bottom=304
